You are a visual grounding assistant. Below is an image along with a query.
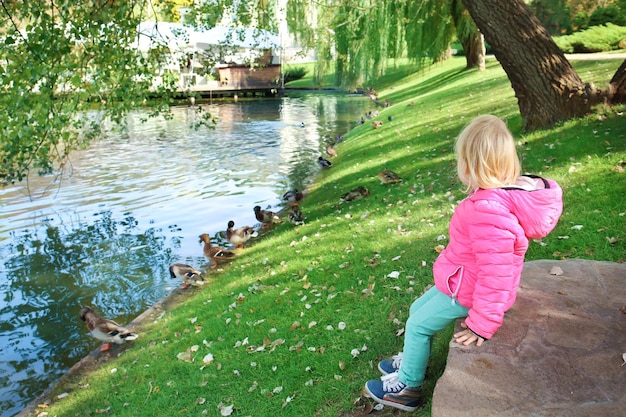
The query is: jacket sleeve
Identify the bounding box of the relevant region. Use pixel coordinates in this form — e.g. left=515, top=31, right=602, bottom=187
left=464, top=199, right=523, bottom=339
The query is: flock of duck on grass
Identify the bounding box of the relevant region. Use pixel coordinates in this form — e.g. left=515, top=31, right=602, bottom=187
left=79, top=105, right=403, bottom=353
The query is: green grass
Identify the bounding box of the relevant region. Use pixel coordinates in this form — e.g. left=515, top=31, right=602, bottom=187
left=39, top=56, right=625, bottom=417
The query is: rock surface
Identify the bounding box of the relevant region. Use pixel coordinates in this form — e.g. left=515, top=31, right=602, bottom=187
left=432, top=259, right=626, bottom=417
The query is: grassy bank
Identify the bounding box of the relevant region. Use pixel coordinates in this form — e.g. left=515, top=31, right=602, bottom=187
left=34, top=56, right=625, bottom=417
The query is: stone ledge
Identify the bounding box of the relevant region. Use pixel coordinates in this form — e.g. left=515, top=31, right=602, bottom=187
left=432, top=259, right=626, bottom=417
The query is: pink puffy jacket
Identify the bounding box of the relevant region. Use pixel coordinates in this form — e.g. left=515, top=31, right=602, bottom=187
left=433, top=176, right=563, bottom=339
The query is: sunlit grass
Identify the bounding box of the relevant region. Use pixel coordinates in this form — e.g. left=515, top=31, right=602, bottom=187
left=41, top=56, right=625, bottom=417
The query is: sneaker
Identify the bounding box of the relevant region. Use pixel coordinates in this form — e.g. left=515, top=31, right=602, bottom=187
left=364, top=372, right=423, bottom=412
left=377, top=352, right=403, bottom=375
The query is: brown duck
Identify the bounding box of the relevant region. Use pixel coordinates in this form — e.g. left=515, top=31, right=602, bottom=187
left=199, top=233, right=236, bottom=268
left=254, top=205, right=281, bottom=228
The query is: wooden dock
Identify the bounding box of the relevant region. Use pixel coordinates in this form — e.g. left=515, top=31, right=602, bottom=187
left=177, top=82, right=282, bottom=99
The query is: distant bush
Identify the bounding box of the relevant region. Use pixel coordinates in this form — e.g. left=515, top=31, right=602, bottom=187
left=553, top=23, right=626, bottom=53
left=589, top=5, right=626, bottom=27
left=283, top=66, right=307, bottom=83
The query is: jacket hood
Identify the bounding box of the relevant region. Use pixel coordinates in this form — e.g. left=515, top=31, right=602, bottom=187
left=471, top=176, right=563, bottom=239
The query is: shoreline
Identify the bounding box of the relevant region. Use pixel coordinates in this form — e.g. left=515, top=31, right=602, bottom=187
left=16, top=286, right=192, bottom=417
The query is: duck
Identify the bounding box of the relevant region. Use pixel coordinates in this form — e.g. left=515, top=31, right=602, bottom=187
left=326, top=144, right=337, bottom=158
left=169, top=262, right=205, bottom=288
left=299, top=122, right=305, bottom=128
left=282, top=189, right=304, bottom=206
left=199, top=234, right=236, bottom=269
left=254, top=205, right=281, bottom=228
left=341, top=186, right=370, bottom=202
left=372, top=120, right=383, bottom=129
left=377, top=169, right=402, bottom=184
left=336, top=134, right=345, bottom=143
left=80, top=306, right=138, bottom=352
left=318, top=156, right=332, bottom=169
left=226, top=220, right=258, bottom=249
left=288, top=205, right=305, bottom=226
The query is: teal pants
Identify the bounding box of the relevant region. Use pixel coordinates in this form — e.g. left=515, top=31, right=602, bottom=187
left=398, top=286, right=469, bottom=387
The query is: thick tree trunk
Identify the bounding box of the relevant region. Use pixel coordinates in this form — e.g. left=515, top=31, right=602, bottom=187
left=462, top=0, right=596, bottom=131
left=609, top=59, right=626, bottom=103
left=463, top=32, right=485, bottom=71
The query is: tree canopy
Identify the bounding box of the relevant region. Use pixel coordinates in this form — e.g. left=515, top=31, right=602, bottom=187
left=0, top=1, right=182, bottom=184
left=0, top=0, right=624, bottom=184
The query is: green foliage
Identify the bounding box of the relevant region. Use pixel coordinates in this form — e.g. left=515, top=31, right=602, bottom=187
left=553, top=23, right=626, bottom=52
left=283, top=66, right=308, bottom=84
left=589, top=4, right=626, bottom=26
left=572, top=11, right=590, bottom=31
left=39, top=56, right=625, bottom=417
left=529, top=0, right=573, bottom=35
left=185, top=0, right=277, bottom=31
left=0, top=1, right=180, bottom=184
left=286, top=0, right=459, bottom=89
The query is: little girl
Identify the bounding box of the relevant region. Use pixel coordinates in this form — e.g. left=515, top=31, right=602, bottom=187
left=364, top=115, right=563, bottom=411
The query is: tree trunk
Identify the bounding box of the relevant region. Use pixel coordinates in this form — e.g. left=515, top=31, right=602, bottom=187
left=609, top=59, right=626, bottom=103
left=462, top=0, right=596, bottom=131
left=462, top=31, right=485, bottom=71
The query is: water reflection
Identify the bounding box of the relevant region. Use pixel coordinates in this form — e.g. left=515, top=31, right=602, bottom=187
left=0, top=92, right=372, bottom=417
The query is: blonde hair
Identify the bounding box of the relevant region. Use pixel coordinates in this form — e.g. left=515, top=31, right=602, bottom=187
left=455, top=115, right=521, bottom=191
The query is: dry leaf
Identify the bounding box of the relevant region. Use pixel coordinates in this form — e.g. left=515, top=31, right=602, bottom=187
left=550, top=266, right=564, bottom=276
left=218, top=403, right=234, bottom=416
left=387, top=271, right=400, bottom=278
left=177, top=349, right=194, bottom=363
left=202, top=353, right=214, bottom=365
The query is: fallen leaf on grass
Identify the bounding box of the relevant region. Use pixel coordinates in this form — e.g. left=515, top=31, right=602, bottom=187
left=177, top=349, right=194, bottom=363
left=387, top=271, right=400, bottom=278
left=218, top=403, right=234, bottom=416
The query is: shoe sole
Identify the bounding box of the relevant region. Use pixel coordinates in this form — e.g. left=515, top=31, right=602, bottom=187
left=362, top=385, right=419, bottom=412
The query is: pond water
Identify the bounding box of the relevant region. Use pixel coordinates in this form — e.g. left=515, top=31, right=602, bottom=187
left=0, top=92, right=373, bottom=417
